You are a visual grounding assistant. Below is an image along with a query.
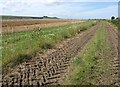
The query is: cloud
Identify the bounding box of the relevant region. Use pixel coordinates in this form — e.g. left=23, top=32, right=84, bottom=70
left=1, top=0, right=63, bottom=4
left=0, top=0, right=30, bottom=14
left=63, top=0, right=119, bottom=2
left=0, top=2, right=6, bottom=10
left=0, top=0, right=64, bottom=14
left=80, top=5, right=118, bottom=19
left=0, top=0, right=118, bottom=19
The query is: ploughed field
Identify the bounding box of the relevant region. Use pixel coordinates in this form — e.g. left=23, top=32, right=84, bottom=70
left=1, top=20, right=119, bottom=86
left=2, top=19, right=84, bottom=34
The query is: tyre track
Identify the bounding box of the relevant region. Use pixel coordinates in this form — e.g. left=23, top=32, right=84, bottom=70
left=105, top=22, right=119, bottom=86
left=2, top=23, right=99, bottom=86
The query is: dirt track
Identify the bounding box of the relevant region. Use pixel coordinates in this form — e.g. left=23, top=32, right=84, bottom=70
left=59, top=22, right=119, bottom=86
left=2, top=22, right=99, bottom=85
left=88, top=22, right=119, bottom=85
left=2, top=21, right=119, bottom=86
left=105, top=23, right=119, bottom=85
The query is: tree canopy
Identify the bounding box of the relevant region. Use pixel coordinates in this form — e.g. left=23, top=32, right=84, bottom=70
left=111, top=16, right=115, bottom=20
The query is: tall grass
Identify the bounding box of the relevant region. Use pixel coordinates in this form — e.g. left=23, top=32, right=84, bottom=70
left=110, top=19, right=120, bottom=30
left=2, top=20, right=96, bottom=68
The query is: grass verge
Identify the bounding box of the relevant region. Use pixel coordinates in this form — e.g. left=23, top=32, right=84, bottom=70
left=109, top=20, right=120, bottom=30
left=62, top=21, right=112, bottom=85
left=2, top=20, right=96, bottom=69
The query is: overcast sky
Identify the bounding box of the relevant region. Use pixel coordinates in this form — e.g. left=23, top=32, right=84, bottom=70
left=0, top=0, right=119, bottom=19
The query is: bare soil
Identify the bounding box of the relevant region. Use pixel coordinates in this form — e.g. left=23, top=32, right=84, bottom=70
left=104, top=22, right=119, bottom=85
left=2, top=22, right=119, bottom=86
left=2, top=22, right=99, bottom=85
left=59, top=22, right=119, bottom=86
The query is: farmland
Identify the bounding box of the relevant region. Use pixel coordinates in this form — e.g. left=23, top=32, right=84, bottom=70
left=2, top=19, right=84, bottom=34
left=1, top=19, right=119, bottom=86
left=61, top=21, right=118, bottom=85
left=2, top=20, right=96, bottom=69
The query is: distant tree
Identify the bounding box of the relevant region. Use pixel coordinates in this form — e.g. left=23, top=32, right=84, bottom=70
left=116, top=17, right=119, bottom=20
left=43, top=16, right=48, bottom=18
left=111, top=16, right=115, bottom=20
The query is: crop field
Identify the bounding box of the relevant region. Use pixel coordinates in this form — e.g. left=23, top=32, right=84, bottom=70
left=2, top=19, right=84, bottom=34
left=1, top=19, right=119, bottom=86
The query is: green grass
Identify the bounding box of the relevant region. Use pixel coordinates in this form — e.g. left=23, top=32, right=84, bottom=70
left=1, top=20, right=96, bottom=68
left=62, top=21, right=111, bottom=85
left=109, top=20, right=120, bottom=30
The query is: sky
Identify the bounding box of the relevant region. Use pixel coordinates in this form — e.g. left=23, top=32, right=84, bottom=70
left=0, top=0, right=119, bottom=19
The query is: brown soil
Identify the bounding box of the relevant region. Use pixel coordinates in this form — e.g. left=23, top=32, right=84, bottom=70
left=88, top=22, right=119, bottom=85
left=104, top=22, right=119, bottom=85
left=58, top=22, right=119, bottom=86
left=2, top=22, right=99, bottom=86
left=1, top=20, right=84, bottom=34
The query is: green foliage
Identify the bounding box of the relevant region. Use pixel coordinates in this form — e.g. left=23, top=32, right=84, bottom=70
left=111, top=16, right=115, bottom=20
left=2, top=20, right=96, bottom=68
left=110, top=19, right=120, bottom=30
left=80, top=21, right=96, bottom=32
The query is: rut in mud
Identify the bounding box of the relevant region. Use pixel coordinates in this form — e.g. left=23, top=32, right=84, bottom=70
left=2, top=23, right=99, bottom=85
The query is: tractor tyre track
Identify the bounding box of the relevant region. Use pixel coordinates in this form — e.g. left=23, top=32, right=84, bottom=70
left=2, top=23, right=99, bottom=86
left=105, top=22, right=119, bottom=86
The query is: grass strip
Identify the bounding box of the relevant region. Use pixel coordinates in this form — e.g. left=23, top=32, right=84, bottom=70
left=63, top=21, right=111, bottom=85
left=2, top=20, right=96, bottom=68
